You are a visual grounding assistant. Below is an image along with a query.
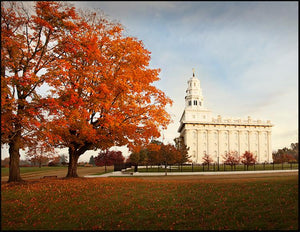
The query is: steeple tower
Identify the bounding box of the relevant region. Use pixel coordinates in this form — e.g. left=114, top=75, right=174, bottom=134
left=179, top=69, right=212, bottom=124
left=185, top=69, right=204, bottom=109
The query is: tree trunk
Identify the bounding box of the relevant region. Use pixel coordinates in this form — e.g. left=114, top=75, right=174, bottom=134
left=66, top=148, right=80, bottom=178
left=8, top=138, right=23, bottom=182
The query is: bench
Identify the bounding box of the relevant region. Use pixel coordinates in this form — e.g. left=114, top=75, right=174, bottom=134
left=42, top=175, right=57, bottom=179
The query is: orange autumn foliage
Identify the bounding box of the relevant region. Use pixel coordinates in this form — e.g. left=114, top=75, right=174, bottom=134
left=1, top=1, right=78, bottom=182
left=43, top=9, right=172, bottom=177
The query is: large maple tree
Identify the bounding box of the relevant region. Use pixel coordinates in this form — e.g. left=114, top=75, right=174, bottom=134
left=45, top=9, right=172, bottom=177
left=1, top=1, right=78, bottom=182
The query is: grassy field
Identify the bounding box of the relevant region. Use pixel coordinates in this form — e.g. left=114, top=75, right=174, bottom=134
left=1, top=174, right=298, bottom=230
left=1, top=166, right=114, bottom=181
left=1, top=166, right=67, bottom=176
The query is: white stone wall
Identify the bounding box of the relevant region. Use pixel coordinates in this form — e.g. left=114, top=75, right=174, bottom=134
left=181, top=122, right=273, bottom=164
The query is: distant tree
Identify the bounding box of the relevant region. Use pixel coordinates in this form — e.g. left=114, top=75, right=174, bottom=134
left=94, top=150, right=111, bottom=172
left=110, top=151, right=125, bottom=165
left=26, top=143, right=56, bottom=168
left=89, top=155, right=95, bottom=166
left=146, top=140, right=162, bottom=166
left=222, top=151, right=240, bottom=170
left=174, top=137, right=190, bottom=165
left=128, top=149, right=147, bottom=172
left=160, top=143, right=179, bottom=175
left=1, top=157, right=10, bottom=167
left=94, top=150, right=125, bottom=172
left=19, top=159, right=31, bottom=167
left=272, top=143, right=298, bottom=163
left=290, top=143, right=298, bottom=160
left=50, top=156, right=61, bottom=166
left=60, top=154, right=68, bottom=165
left=241, top=151, right=257, bottom=170
left=202, top=153, right=213, bottom=170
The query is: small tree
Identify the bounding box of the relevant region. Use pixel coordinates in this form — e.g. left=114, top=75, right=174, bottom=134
left=60, top=154, right=68, bottom=166
left=26, top=143, right=56, bottom=168
left=241, top=151, right=257, bottom=170
left=128, top=148, right=148, bottom=172
left=94, top=150, right=125, bottom=172
left=202, top=153, right=213, bottom=170
left=94, top=150, right=111, bottom=172
left=174, top=137, right=190, bottom=165
left=146, top=141, right=162, bottom=166
left=1, top=157, right=10, bottom=167
left=222, top=151, right=240, bottom=171
left=89, top=155, right=95, bottom=166
left=49, top=155, right=61, bottom=166
left=159, top=143, right=179, bottom=176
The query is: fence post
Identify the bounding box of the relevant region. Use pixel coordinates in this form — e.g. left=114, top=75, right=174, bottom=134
left=263, top=162, right=265, bottom=170
left=224, top=163, right=226, bottom=171
left=214, top=163, right=215, bottom=171
left=273, top=162, right=274, bottom=170
left=192, top=163, right=194, bottom=172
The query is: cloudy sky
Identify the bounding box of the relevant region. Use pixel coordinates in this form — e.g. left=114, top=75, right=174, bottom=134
left=2, top=1, right=298, bottom=162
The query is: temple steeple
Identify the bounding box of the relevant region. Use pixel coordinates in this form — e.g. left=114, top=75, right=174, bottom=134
left=179, top=69, right=212, bottom=125
left=185, top=70, right=204, bottom=109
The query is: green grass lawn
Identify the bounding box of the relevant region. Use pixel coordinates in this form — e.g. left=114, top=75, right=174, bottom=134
left=1, top=166, right=68, bottom=176
left=1, top=175, right=298, bottom=230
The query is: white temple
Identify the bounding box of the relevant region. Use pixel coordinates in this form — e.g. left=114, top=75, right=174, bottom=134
left=178, top=70, right=273, bottom=164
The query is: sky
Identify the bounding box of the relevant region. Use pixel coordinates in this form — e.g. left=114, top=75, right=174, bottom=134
left=1, top=1, right=298, bottom=162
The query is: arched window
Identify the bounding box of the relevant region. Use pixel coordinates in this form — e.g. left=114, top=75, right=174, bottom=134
left=188, top=101, right=191, bottom=106
left=194, top=100, right=197, bottom=105
left=199, top=101, right=202, bottom=106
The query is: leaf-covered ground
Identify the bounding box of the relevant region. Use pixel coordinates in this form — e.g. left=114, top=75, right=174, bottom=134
left=1, top=175, right=298, bottom=230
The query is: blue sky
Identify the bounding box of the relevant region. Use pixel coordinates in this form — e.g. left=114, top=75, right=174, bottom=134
left=2, top=1, right=298, bottom=162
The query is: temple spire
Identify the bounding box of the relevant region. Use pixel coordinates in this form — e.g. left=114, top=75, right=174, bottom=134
left=192, top=68, right=195, bottom=77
